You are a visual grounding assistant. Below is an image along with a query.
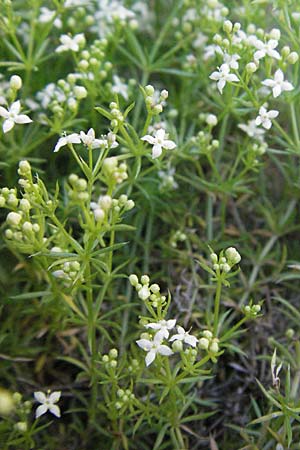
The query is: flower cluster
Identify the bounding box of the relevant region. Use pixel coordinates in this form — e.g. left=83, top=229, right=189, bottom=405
left=142, top=85, right=169, bottom=116
left=210, top=247, right=241, bottom=274
left=52, top=260, right=83, bottom=286
left=54, top=129, right=118, bottom=152
left=129, top=274, right=166, bottom=308
left=137, top=320, right=198, bottom=367
left=102, top=157, right=128, bottom=185
left=199, top=330, right=220, bottom=354
left=36, top=77, right=87, bottom=120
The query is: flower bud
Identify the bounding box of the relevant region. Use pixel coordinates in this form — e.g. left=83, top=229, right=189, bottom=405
left=19, top=199, right=31, bottom=212
left=141, top=275, right=150, bottom=285
left=145, top=85, right=155, bottom=96
left=246, top=62, right=257, bottom=73
left=7, top=212, right=22, bottom=227
left=0, top=389, right=14, bottom=415
left=287, top=52, right=299, bottom=64
left=210, top=341, right=219, bottom=353
left=223, top=20, right=233, bottom=34
left=203, top=330, right=213, bottom=339
left=74, top=85, right=87, bottom=99
left=206, top=114, right=218, bottom=126
left=199, top=337, right=209, bottom=350
left=109, top=348, right=118, bottom=359
left=138, top=285, right=150, bottom=301
left=129, top=274, right=139, bottom=287
left=10, top=75, right=22, bottom=90
left=172, top=340, right=183, bottom=352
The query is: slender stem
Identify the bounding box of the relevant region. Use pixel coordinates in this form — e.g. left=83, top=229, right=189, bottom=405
left=213, top=276, right=222, bottom=336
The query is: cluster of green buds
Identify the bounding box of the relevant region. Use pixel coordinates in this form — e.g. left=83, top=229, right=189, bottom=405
left=181, top=347, right=198, bottom=365
left=242, top=301, right=262, bottom=319
left=37, top=75, right=87, bottom=118
left=68, top=174, right=89, bottom=202
left=127, top=358, right=139, bottom=374
left=109, top=102, right=124, bottom=128
left=143, top=84, right=169, bottom=116
left=213, top=20, right=241, bottom=50
left=129, top=274, right=167, bottom=308
left=67, top=6, right=94, bottom=31
left=210, top=247, right=241, bottom=274
left=199, top=330, right=220, bottom=355
left=112, top=195, right=135, bottom=214
left=52, top=260, right=83, bottom=286
left=115, top=387, right=135, bottom=411
left=170, top=230, right=187, bottom=248
left=101, top=348, right=118, bottom=371
left=102, top=157, right=128, bottom=185
left=190, top=130, right=219, bottom=156
left=6, top=389, right=32, bottom=434
left=77, top=39, right=112, bottom=81
left=90, top=194, right=112, bottom=223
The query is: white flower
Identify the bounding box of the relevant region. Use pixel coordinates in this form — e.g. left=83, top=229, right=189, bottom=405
left=56, top=33, right=85, bottom=53
left=261, top=69, right=294, bottom=98
left=238, top=120, right=265, bottom=141
left=0, top=101, right=32, bottom=133
left=209, top=64, right=239, bottom=94
left=223, top=53, right=240, bottom=70
left=169, top=326, right=198, bottom=347
left=145, top=319, right=176, bottom=340
left=54, top=133, right=81, bottom=152
left=111, top=75, right=129, bottom=100
left=80, top=128, right=108, bottom=149
left=39, top=7, right=62, bottom=28
left=253, top=39, right=281, bottom=61
left=141, top=128, right=176, bottom=159
left=255, top=106, right=279, bottom=130
left=34, top=390, right=61, bottom=418
left=136, top=334, right=173, bottom=366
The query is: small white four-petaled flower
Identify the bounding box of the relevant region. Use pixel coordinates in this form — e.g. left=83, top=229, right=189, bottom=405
left=0, top=101, right=32, bottom=133
left=255, top=106, right=279, bottom=130
left=261, top=69, right=294, bottom=98
left=238, top=120, right=265, bottom=141
left=136, top=334, right=173, bottom=366
left=34, top=390, right=61, bottom=419
left=80, top=128, right=111, bottom=149
left=56, top=33, right=85, bottom=53
left=145, top=319, right=176, bottom=340
left=209, top=63, right=239, bottom=94
left=141, top=128, right=176, bottom=159
left=169, top=326, right=198, bottom=347
left=253, top=39, right=281, bottom=61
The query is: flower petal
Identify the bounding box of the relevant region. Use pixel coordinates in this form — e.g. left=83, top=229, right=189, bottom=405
left=49, top=404, right=61, bottom=417
left=136, top=339, right=152, bottom=351
left=152, top=144, right=162, bottom=159
left=145, top=350, right=156, bottom=366
left=35, top=404, right=48, bottom=418
left=141, top=135, right=156, bottom=145
left=162, top=140, right=176, bottom=150
left=14, top=114, right=32, bottom=124
left=3, top=119, right=15, bottom=133
left=157, top=345, right=173, bottom=356
left=0, top=106, right=9, bottom=119
left=10, top=100, right=21, bottom=114
left=34, top=391, right=47, bottom=403
left=155, top=129, right=165, bottom=140
left=49, top=391, right=61, bottom=403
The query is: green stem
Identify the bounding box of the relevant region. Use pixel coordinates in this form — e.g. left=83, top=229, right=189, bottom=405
left=213, top=276, right=222, bottom=336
